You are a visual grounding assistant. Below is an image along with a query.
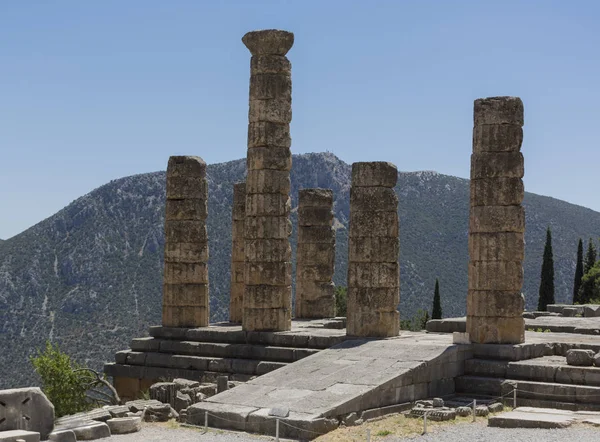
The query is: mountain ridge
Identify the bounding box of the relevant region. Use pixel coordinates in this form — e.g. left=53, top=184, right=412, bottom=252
left=1, top=152, right=598, bottom=388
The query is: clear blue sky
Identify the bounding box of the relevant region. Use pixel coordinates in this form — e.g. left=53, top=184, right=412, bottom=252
left=1, top=1, right=599, bottom=239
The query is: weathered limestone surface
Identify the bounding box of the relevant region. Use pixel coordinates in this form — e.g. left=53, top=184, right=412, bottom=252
left=295, top=188, right=336, bottom=318
left=242, top=30, right=294, bottom=331
left=230, top=182, right=246, bottom=323
left=467, top=97, right=525, bottom=344
left=162, top=156, right=209, bottom=327
left=346, top=162, right=399, bottom=337
left=187, top=333, right=468, bottom=439
left=0, top=387, right=55, bottom=439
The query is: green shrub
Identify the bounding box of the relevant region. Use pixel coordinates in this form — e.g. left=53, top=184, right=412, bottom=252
left=30, top=341, right=94, bottom=417
left=335, top=286, right=347, bottom=317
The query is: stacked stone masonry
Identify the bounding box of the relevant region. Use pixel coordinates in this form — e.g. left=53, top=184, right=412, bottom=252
left=346, top=162, right=400, bottom=337
left=242, top=29, right=294, bottom=331
left=230, top=182, right=246, bottom=323
left=467, top=96, right=525, bottom=344
left=162, top=156, right=210, bottom=328
left=295, top=188, right=336, bottom=318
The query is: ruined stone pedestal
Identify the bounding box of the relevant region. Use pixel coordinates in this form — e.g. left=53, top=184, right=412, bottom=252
left=242, top=29, right=294, bottom=331
left=467, top=97, right=525, bottom=344
left=346, top=162, right=400, bottom=337
left=230, top=182, right=246, bottom=323
left=295, top=188, right=336, bottom=318
left=162, top=156, right=209, bottom=327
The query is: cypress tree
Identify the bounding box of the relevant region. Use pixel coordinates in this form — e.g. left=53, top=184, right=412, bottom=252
left=537, top=227, right=555, bottom=311
left=432, top=278, right=442, bottom=319
left=573, top=239, right=584, bottom=304
left=584, top=238, right=597, bottom=275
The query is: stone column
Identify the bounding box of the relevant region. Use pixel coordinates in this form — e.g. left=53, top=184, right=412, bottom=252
left=229, top=182, right=246, bottom=323
left=347, top=162, right=400, bottom=337
left=162, top=156, right=209, bottom=328
left=295, top=188, right=336, bottom=318
left=242, top=29, right=294, bottom=331
left=467, top=96, right=525, bottom=344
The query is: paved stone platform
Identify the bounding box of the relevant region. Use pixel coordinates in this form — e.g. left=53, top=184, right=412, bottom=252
left=489, top=406, right=600, bottom=428
left=187, top=333, right=470, bottom=439
left=427, top=316, right=600, bottom=335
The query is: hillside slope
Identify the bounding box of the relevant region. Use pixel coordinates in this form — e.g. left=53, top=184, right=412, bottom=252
left=1, top=152, right=598, bottom=388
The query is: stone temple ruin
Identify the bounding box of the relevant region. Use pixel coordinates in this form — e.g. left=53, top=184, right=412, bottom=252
left=98, top=29, right=600, bottom=439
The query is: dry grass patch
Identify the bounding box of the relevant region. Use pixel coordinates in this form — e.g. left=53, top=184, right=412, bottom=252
left=315, top=411, right=505, bottom=441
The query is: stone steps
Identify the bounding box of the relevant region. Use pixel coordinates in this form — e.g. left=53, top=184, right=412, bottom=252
left=456, top=375, right=600, bottom=411
left=465, top=356, right=600, bottom=387
left=127, top=338, right=320, bottom=362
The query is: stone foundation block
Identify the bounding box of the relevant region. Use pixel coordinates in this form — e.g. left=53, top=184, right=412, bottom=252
left=471, top=152, right=524, bottom=179
left=296, top=243, right=335, bottom=264
left=297, top=225, right=335, bottom=243
left=349, top=211, right=398, bottom=237
left=467, top=291, right=524, bottom=317
left=242, top=307, right=291, bottom=331
left=351, top=162, right=397, bottom=187
left=0, top=430, right=40, bottom=442
left=250, top=54, right=291, bottom=75
left=246, top=194, right=291, bottom=216
left=164, top=262, right=209, bottom=284
left=466, top=315, right=524, bottom=344
left=166, top=176, right=207, bottom=200
left=163, top=284, right=209, bottom=306
left=470, top=206, right=525, bottom=233
left=249, top=74, right=292, bottom=100
left=246, top=170, right=290, bottom=195
left=349, top=237, right=399, bottom=262
left=162, top=306, right=208, bottom=328
left=298, top=188, right=333, bottom=206
left=165, top=199, right=208, bottom=220
left=247, top=122, right=291, bottom=148
left=347, top=309, right=399, bottom=337
left=468, top=261, right=523, bottom=291
left=474, top=96, right=524, bottom=126
left=350, top=187, right=398, bottom=211
left=164, top=220, right=208, bottom=243
left=295, top=295, right=336, bottom=318
left=247, top=146, right=291, bottom=171
left=245, top=216, right=292, bottom=239
left=244, top=285, right=291, bottom=309
left=469, top=232, right=524, bottom=261
left=0, top=388, right=54, bottom=440
left=245, top=262, right=291, bottom=286
left=298, top=206, right=333, bottom=226
left=348, top=262, right=399, bottom=288
left=164, top=242, right=209, bottom=263
left=245, top=239, right=291, bottom=262
left=470, top=178, right=524, bottom=206
left=249, top=98, right=292, bottom=124
left=348, top=287, right=399, bottom=310
left=473, top=124, right=523, bottom=153
left=167, top=156, right=207, bottom=177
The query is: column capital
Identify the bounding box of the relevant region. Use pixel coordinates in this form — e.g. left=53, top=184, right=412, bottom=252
left=242, top=29, right=294, bottom=56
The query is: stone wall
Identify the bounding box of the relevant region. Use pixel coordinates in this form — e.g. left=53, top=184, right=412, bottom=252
left=230, top=182, right=246, bottom=323
left=162, top=156, right=209, bottom=328
left=295, top=188, right=336, bottom=318
left=467, top=96, right=525, bottom=344
left=346, top=162, right=400, bottom=337
left=242, top=30, right=294, bottom=331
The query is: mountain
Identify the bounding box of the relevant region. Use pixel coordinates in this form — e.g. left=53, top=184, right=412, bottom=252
left=1, top=152, right=598, bottom=388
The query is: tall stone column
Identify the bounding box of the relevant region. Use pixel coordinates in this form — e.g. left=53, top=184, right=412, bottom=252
left=295, top=188, right=336, bottom=318
left=467, top=96, right=525, bottom=344
left=242, top=29, right=294, bottom=331
left=162, top=156, right=209, bottom=328
left=230, top=182, right=246, bottom=323
left=347, top=162, right=400, bottom=337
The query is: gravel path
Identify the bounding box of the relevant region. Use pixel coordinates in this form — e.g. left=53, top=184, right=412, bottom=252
left=102, top=423, right=278, bottom=442
left=385, top=422, right=600, bottom=441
